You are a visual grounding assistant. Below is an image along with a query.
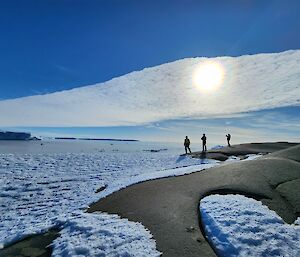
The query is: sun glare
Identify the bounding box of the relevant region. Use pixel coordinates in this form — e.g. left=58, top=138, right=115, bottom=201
left=193, top=61, right=225, bottom=92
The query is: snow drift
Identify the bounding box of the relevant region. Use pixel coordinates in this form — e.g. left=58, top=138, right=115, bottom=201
left=0, top=50, right=299, bottom=126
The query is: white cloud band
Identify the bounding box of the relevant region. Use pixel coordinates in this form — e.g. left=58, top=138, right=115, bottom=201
left=0, top=50, right=299, bottom=126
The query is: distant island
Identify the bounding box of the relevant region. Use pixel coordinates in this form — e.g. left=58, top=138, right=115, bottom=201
left=0, top=132, right=138, bottom=142
left=0, top=131, right=38, bottom=140
left=54, top=137, right=139, bottom=142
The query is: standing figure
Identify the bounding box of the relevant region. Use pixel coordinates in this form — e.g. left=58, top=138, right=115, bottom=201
left=226, top=134, right=231, bottom=147
left=184, top=136, right=192, bottom=154
left=201, top=134, right=207, bottom=152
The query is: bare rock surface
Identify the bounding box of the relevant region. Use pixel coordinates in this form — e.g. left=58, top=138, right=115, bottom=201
left=88, top=143, right=300, bottom=257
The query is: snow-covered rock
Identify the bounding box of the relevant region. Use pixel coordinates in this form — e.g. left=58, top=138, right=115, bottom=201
left=52, top=212, right=161, bottom=257
left=0, top=147, right=218, bottom=250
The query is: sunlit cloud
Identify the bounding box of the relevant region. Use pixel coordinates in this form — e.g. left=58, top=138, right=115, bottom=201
left=0, top=50, right=299, bottom=127
left=193, top=60, right=225, bottom=93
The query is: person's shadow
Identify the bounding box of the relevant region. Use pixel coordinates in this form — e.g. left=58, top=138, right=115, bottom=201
left=200, top=151, right=207, bottom=164
left=176, top=155, right=186, bottom=163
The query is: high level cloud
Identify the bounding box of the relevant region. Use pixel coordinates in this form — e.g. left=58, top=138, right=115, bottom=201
left=0, top=50, right=299, bottom=126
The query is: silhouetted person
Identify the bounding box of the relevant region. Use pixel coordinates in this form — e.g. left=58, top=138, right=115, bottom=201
left=184, top=136, right=192, bottom=154
left=201, top=134, right=207, bottom=152
left=226, top=134, right=231, bottom=147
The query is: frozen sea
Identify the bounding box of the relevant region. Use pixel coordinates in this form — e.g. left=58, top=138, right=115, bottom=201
left=0, top=139, right=219, bottom=256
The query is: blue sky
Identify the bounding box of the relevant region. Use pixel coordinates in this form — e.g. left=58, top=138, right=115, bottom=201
left=0, top=0, right=300, bottom=99
left=0, top=0, right=299, bottom=143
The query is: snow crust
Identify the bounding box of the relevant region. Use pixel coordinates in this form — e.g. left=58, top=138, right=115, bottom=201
left=1, top=50, right=300, bottom=126
left=200, top=194, right=300, bottom=257
left=0, top=147, right=219, bottom=254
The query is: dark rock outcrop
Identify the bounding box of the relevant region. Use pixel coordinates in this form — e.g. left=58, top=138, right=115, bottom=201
left=88, top=143, right=300, bottom=257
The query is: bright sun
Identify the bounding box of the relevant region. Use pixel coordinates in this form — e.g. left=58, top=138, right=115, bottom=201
left=193, top=61, right=225, bottom=92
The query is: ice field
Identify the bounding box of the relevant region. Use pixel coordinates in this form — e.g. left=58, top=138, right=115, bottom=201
left=0, top=140, right=218, bottom=255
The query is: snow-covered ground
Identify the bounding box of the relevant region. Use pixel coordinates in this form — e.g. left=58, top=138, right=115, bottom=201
left=1, top=142, right=221, bottom=255
left=0, top=50, right=299, bottom=126
left=200, top=194, right=300, bottom=257
left=52, top=212, right=160, bottom=257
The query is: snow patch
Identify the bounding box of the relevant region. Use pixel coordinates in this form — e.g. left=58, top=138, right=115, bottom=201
left=210, top=145, right=225, bottom=150
left=52, top=212, right=160, bottom=257
left=200, top=194, right=300, bottom=257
